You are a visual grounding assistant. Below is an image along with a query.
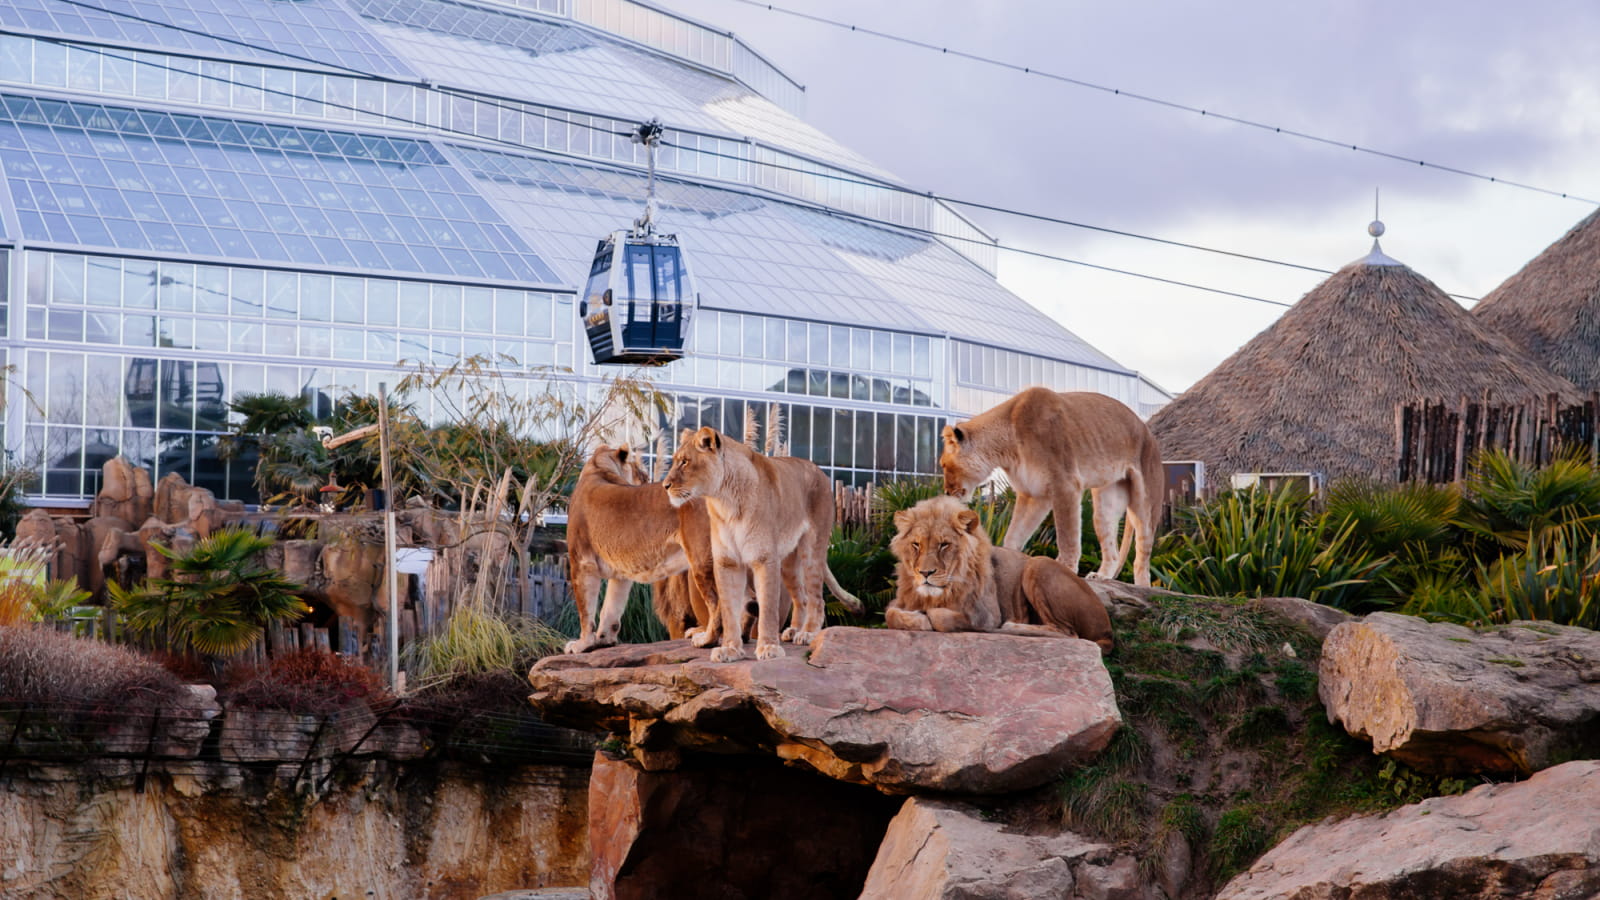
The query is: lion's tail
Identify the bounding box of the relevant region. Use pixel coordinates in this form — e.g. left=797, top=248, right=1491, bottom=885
left=823, top=565, right=865, bottom=615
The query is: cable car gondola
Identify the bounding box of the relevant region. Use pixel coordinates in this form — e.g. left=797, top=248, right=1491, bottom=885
left=580, top=119, right=698, bottom=366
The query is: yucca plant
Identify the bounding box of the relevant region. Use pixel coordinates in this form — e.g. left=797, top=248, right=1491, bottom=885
left=1476, top=531, right=1600, bottom=630
left=1153, top=485, right=1386, bottom=609
left=110, top=528, right=308, bottom=658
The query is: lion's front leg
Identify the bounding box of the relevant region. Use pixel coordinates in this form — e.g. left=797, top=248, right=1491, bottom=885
left=709, top=559, right=749, bottom=662
left=1047, top=485, right=1085, bottom=574
left=926, top=608, right=981, bottom=633
left=885, top=606, right=933, bottom=631
left=749, top=559, right=785, bottom=660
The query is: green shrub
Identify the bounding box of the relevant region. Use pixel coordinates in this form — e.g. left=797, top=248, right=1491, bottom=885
left=1476, top=531, right=1600, bottom=629
left=405, top=606, right=566, bottom=687
left=1153, top=486, right=1385, bottom=609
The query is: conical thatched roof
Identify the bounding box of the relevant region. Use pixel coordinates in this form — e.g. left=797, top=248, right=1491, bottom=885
left=1149, top=244, right=1580, bottom=483
left=1472, top=207, right=1600, bottom=392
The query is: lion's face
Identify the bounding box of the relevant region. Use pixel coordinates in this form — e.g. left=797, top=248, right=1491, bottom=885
left=939, top=424, right=987, bottom=498
left=662, top=427, right=725, bottom=508
left=586, top=445, right=650, bottom=486
left=891, top=495, right=987, bottom=597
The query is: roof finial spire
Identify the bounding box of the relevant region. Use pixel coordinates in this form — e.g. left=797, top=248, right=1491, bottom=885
left=1362, top=188, right=1400, bottom=265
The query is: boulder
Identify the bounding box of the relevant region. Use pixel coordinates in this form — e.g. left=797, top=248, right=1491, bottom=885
left=529, top=627, right=1121, bottom=794
left=90, top=456, right=152, bottom=525
left=1248, top=596, right=1352, bottom=642
left=1217, top=759, right=1600, bottom=899
left=860, top=797, right=1150, bottom=900
left=1320, top=612, right=1600, bottom=774
left=588, top=752, right=898, bottom=900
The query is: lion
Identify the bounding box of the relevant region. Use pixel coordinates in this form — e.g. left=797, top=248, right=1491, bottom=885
left=887, top=495, right=1113, bottom=653
left=941, top=387, right=1163, bottom=587
left=663, top=426, right=863, bottom=662
left=562, top=445, right=719, bottom=653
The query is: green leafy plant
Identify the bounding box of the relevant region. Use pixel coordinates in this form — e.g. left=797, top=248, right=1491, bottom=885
left=403, top=605, right=566, bottom=688
left=1476, top=531, right=1600, bottom=629
left=1153, top=486, right=1386, bottom=608
left=110, top=528, right=309, bottom=658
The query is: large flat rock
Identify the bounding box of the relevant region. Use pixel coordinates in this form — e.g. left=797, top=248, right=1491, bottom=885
left=528, top=627, right=1120, bottom=794
left=1320, top=612, right=1600, bottom=774
left=1217, top=759, right=1600, bottom=900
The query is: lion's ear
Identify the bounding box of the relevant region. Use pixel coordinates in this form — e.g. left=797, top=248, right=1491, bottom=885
left=956, top=508, right=982, bottom=535
left=893, top=509, right=913, bottom=532
left=615, top=447, right=629, bottom=464
left=945, top=425, right=966, bottom=444
left=695, top=426, right=721, bottom=451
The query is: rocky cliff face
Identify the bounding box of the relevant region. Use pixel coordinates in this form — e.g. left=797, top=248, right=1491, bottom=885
left=0, top=759, right=588, bottom=900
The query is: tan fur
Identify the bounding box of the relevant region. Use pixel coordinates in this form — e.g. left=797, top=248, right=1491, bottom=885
left=941, top=387, right=1164, bottom=587
left=562, top=446, right=717, bottom=654
left=663, top=427, right=861, bottom=662
left=887, top=495, right=1114, bottom=653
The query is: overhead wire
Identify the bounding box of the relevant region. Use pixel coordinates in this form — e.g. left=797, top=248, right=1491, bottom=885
left=718, top=0, right=1600, bottom=207
left=4, top=7, right=1439, bottom=308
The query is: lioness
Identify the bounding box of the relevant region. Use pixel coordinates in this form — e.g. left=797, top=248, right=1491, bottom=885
left=663, top=426, right=862, bottom=662
left=887, top=495, right=1113, bottom=653
left=562, top=445, right=718, bottom=653
left=941, top=387, right=1163, bottom=587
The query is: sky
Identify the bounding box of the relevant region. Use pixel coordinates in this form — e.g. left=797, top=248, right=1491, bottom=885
left=658, top=0, right=1600, bottom=394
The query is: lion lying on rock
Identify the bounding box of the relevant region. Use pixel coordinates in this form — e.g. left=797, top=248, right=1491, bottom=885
left=887, top=495, right=1113, bottom=653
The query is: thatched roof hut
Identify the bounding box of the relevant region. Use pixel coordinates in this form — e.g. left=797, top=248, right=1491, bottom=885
left=1472, top=207, right=1600, bottom=391
left=1149, top=234, right=1579, bottom=483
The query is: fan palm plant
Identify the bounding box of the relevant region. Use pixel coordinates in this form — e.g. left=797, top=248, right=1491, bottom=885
left=110, top=528, right=309, bottom=658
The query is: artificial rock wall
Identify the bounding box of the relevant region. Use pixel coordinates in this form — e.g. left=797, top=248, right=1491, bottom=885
left=0, top=759, right=588, bottom=900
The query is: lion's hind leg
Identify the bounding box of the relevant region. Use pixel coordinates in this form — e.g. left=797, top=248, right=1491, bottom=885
left=1088, top=480, right=1132, bottom=581
left=779, top=550, right=824, bottom=645
left=567, top=576, right=631, bottom=653
left=1021, top=558, right=1114, bottom=653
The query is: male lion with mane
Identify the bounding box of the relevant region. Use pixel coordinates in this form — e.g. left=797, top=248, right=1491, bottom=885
left=941, top=387, right=1163, bottom=587
left=888, top=495, right=1113, bottom=653
left=663, top=426, right=861, bottom=662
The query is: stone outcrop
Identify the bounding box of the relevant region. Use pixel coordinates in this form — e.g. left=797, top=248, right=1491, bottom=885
left=1217, top=759, right=1600, bottom=899
left=588, top=752, right=898, bottom=900
left=529, top=627, right=1120, bottom=794
left=859, top=797, right=1149, bottom=900
left=89, top=456, right=153, bottom=526
left=1320, top=612, right=1600, bottom=774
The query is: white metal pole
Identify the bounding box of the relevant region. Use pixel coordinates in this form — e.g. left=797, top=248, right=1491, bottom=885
left=378, top=381, right=400, bottom=691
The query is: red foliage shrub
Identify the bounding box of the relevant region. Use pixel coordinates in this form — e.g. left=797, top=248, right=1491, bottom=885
left=225, top=648, right=389, bottom=716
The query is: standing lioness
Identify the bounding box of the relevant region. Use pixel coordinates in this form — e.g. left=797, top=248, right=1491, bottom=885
left=663, top=426, right=859, bottom=662
left=941, top=388, right=1163, bottom=586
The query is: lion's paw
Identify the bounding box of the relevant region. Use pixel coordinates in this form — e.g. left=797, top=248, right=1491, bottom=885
left=780, top=627, right=796, bottom=642
left=788, top=629, right=818, bottom=646
left=563, top=636, right=613, bottom=654
left=755, top=641, right=786, bottom=661
left=1084, top=571, right=1110, bottom=581
left=689, top=629, right=718, bottom=648
left=709, top=645, right=746, bottom=663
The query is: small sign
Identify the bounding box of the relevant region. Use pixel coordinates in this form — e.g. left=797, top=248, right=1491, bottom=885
left=394, top=547, right=435, bottom=575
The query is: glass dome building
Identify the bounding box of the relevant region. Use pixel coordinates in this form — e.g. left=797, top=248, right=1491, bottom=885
left=0, top=0, right=1160, bottom=503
